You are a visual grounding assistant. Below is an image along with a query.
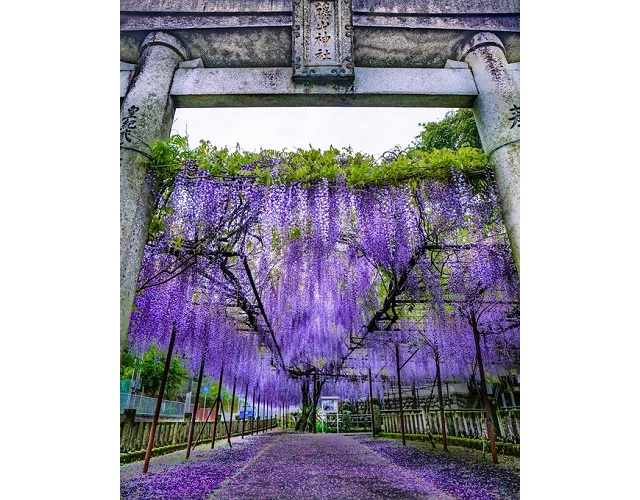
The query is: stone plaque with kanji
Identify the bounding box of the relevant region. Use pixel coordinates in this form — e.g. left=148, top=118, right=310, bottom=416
left=293, top=0, right=354, bottom=81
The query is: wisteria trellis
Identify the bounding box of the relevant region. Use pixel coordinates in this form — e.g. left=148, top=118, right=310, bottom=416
left=128, top=154, right=519, bottom=441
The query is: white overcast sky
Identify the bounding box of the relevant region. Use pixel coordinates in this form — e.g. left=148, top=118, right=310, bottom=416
left=173, top=107, right=453, bottom=157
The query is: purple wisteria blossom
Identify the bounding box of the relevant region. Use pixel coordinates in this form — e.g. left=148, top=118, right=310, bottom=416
left=127, top=157, right=518, bottom=408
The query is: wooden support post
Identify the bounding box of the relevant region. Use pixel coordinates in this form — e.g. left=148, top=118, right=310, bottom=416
left=211, top=366, right=225, bottom=449
left=226, top=377, right=237, bottom=446
left=312, top=373, right=318, bottom=434
left=395, top=343, right=406, bottom=447
left=255, top=393, right=261, bottom=435
left=250, top=386, right=256, bottom=436
left=435, top=354, right=448, bottom=451
left=143, top=326, right=177, bottom=473
left=241, top=383, right=249, bottom=439
left=472, top=313, right=499, bottom=464
left=262, top=395, right=267, bottom=433
left=220, top=404, right=232, bottom=448
left=368, top=366, right=375, bottom=437
left=186, top=354, right=205, bottom=459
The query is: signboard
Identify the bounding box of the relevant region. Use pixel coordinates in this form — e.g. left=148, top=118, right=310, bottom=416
left=320, top=397, right=339, bottom=413
left=238, top=408, right=253, bottom=420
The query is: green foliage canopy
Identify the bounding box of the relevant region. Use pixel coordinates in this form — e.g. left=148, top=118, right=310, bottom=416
left=411, top=109, right=482, bottom=151
left=144, top=110, right=490, bottom=242
left=121, top=344, right=189, bottom=400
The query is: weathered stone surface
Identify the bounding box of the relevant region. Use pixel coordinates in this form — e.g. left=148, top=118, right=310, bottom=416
left=120, top=32, right=188, bottom=356
left=292, top=0, right=355, bottom=82
left=120, top=68, right=134, bottom=100
left=121, top=14, right=292, bottom=31
left=121, top=0, right=292, bottom=13
left=121, top=28, right=518, bottom=70
left=120, top=1, right=520, bottom=67
left=353, top=14, right=518, bottom=32
left=179, top=58, right=204, bottom=69
left=120, top=29, right=292, bottom=67
left=509, top=62, right=520, bottom=87
left=462, top=32, right=520, bottom=271
left=120, top=0, right=519, bottom=15
left=354, top=29, right=519, bottom=68
left=353, top=0, right=519, bottom=14
left=169, top=66, right=478, bottom=108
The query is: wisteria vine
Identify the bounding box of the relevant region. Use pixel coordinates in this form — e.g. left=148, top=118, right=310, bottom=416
left=127, top=143, right=519, bottom=420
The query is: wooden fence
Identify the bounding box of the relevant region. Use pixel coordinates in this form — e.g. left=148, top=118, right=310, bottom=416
left=120, top=409, right=283, bottom=455
left=381, top=408, right=519, bottom=443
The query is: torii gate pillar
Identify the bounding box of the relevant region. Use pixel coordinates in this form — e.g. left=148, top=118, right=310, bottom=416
left=120, top=32, right=188, bottom=356
left=461, top=33, right=520, bottom=273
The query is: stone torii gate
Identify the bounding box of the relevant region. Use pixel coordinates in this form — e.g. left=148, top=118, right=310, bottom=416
left=120, top=0, right=520, bottom=355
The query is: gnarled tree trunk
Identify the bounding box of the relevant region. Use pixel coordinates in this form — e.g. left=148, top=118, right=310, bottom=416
left=295, top=375, right=325, bottom=432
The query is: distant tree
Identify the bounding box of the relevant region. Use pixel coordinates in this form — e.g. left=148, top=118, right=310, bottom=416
left=122, top=344, right=189, bottom=400
left=411, top=109, right=482, bottom=151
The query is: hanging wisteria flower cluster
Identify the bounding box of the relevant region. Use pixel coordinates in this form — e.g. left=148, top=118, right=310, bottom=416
left=128, top=146, right=519, bottom=408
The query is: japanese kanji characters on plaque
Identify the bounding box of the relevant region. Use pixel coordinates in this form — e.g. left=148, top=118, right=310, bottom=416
left=293, top=0, right=354, bottom=81
left=311, top=2, right=335, bottom=63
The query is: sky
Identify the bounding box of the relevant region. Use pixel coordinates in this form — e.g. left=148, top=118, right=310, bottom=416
left=173, top=107, right=453, bottom=157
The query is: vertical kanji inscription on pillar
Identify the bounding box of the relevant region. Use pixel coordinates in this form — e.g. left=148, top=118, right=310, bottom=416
left=293, top=0, right=354, bottom=81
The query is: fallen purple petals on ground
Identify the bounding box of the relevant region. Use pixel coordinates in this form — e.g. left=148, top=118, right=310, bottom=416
left=358, top=437, right=519, bottom=500
left=120, top=432, right=519, bottom=499
left=212, top=432, right=450, bottom=499
left=120, top=434, right=278, bottom=499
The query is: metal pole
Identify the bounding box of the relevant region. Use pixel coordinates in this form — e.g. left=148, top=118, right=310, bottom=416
left=143, top=325, right=177, bottom=473
left=226, top=377, right=237, bottom=446
left=211, top=366, right=225, bottom=449
left=395, top=343, right=406, bottom=446
left=241, top=383, right=249, bottom=438
left=186, top=354, right=205, bottom=459
left=368, top=366, right=375, bottom=437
